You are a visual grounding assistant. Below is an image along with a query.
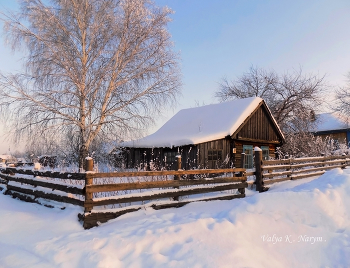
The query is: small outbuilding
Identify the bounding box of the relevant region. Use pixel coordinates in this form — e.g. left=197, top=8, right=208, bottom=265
left=314, top=113, right=350, bottom=146
left=121, top=97, right=284, bottom=170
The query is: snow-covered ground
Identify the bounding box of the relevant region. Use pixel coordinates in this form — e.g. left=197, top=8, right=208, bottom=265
left=1, top=168, right=350, bottom=267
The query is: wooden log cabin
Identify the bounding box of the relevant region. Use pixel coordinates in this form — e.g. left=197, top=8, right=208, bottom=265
left=120, top=97, right=284, bottom=170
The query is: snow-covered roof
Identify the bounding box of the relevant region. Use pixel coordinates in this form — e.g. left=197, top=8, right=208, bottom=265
left=122, top=97, right=275, bottom=148
left=316, top=113, right=350, bottom=132
left=0, top=155, right=16, bottom=160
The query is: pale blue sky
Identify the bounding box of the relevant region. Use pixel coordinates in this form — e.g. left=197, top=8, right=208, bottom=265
left=1, top=0, right=350, bottom=153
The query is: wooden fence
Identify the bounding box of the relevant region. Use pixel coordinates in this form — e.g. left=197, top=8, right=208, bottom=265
left=0, top=163, right=247, bottom=229
left=1, top=152, right=349, bottom=229
left=253, top=149, right=350, bottom=191
left=0, top=168, right=85, bottom=207
left=83, top=168, right=247, bottom=229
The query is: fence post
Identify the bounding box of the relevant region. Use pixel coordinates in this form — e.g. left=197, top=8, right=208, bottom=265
left=254, top=147, right=265, bottom=192
left=241, top=153, right=245, bottom=169
left=173, top=155, right=181, bottom=201
left=341, top=153, right=347, bottom=169
left=85, top=157, right=94, bottom=172
left=84, top=158, right=94, bottom=213
left=238, top=169, right=246, bottom=196
left=286, top=158, right=292, bottom=180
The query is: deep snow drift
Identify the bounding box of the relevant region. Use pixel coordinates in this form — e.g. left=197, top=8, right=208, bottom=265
left=1, top=168, right=350, bottom=267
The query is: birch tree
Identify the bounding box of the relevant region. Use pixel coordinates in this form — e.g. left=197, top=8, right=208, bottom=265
left=0, top=0, right=181, bottom=167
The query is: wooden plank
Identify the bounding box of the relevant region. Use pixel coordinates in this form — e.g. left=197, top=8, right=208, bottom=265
left=291, top=162, right=326, bottom=168
left=261, top=164, right=291, bottom=171
left=323, top=159, right=350, bottom=165
left=292, top=156, right=348, bottom=163
left=291, top=171, right=326, bottom=180
left=264, top=177, right=291, bottom=185
left=0, top=173, right=83, bottom=195
left=262, top=155, right=349, bottom=166
left=83, top=208, right=141, bottom=229
left=151, top=193, right=245, bottom=210
left=262, top=159, right=291, bottom=165
left=292, top=160, right=349, bottom=169
left=292, top=164, right=344, bottom=175
left=262, top=171, right=292, bottom=178
left=7, top=185, right=84, bottom=206
left=235, top=137, right=281, bottom=144
left=262, top=164, right=345, bottom=179
left=86, top=177, right=247, bottom=193
left=245, top=171, right=255, bottom=176
left=85, top=182, right=248, bottom=207
left=6, top=168, right=86, bottom=180
left=86, top=168, right=245, bottom=178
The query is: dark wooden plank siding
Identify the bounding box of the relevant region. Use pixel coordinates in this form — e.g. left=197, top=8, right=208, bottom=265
left=235, top=106, right=281, bottom=142
left=197, top=138, right=232, bottom=169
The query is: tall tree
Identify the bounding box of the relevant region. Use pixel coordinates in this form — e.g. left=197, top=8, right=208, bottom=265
left=216, top=66, right=325, bottom=131
left=0, top=0, right=181, bottom=167
left=334, top=73, right=350, bottom=122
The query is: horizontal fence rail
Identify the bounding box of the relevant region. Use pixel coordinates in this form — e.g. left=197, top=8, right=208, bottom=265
left=0, top=163, right=248, bottom=229
left=0, top=168, right=85, bottom=207
left=6, top=168, right=86, bottom=180
left=254, top=153, right=350, bottom=190
left=83, top=167, right=247, bottom=229
left=85, top=168, right=246, bottom=178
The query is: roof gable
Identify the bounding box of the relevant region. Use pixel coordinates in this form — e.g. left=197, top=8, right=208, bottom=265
left=123, top=97, right=281, bottom=148
left=233, top=102, right=284, bottom=143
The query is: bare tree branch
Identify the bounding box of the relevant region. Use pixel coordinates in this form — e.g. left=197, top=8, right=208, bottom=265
left=215, top=66, right=326, bottom=132
left=0, top=0, right=181, bottom=167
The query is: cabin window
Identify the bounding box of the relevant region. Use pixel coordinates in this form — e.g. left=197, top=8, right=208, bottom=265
left=261, top=146, right=269, bottom=160
left=164, top=151, right=177, bottom=164
left=242, top=145, right=253, bottom=169
left=208, top=150, right=222, bottom=161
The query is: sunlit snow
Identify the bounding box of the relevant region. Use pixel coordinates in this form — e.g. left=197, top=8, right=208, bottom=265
left=1, top=168, right=350, bottom=267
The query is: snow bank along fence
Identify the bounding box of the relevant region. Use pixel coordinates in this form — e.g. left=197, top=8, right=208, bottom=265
left=0, top=158, right=247, bottom=229
left=252, top=149, right=350, bottom=191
